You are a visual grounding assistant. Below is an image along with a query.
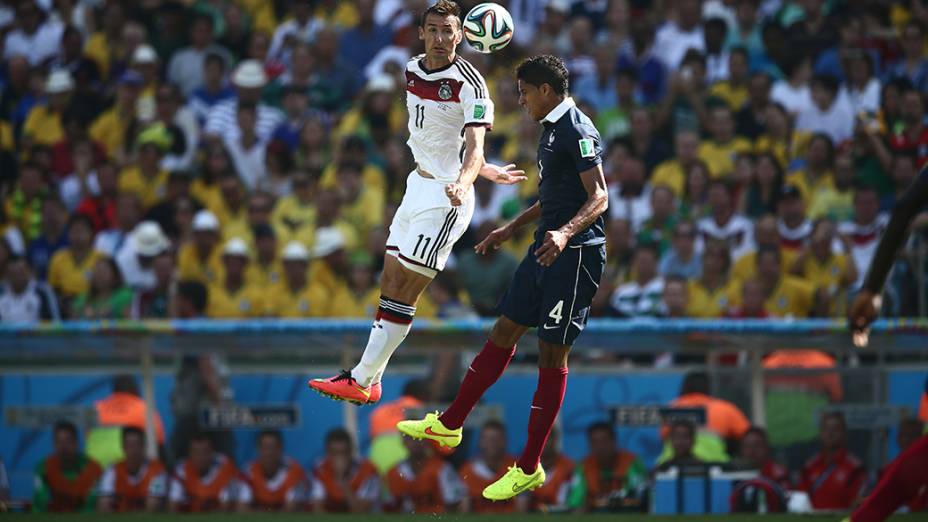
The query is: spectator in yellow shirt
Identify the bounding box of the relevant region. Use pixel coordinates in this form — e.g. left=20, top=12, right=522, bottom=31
left=753, top=103, right=811, bottom=170
left=698, top=105, right=753, bottom=178
left=119, top=124, right=172, bottom=210
left=708, top=48, right=750, bottom=111
left=248, top=224, right=283, bottom=286
left=90, top=71, right=143, bottom=163
left=789, top=220, right=857, bottom=317
left=178, top=210, right=223, bottom=285
left=756, top=246, right=822, bottom=318
left=651, top=131, right=702, bottom=197
left=784, top=133, right=835, bottom=205
left=308, top=227, right=350, bottom=296
left=336, top=161, right=385, bottom=240
left=320, top=136, right=386, bottom=193
left=267, top=241, right=328, bottom=318
left=206, top=238, right=267, bottom=318
left=83, top=1, right=127, bottom=79
left=808, top=152, right=855, bottom=222
left=5, top=162, right=48, bottom=242
left=311, top=189, right=359, bottom=252
left=725, top=278, right=770, bottom=318
left=22, top=71, right=73, bottom=148
left=48, top=215, right=102, bottom=305
left=328, top=256, right=379, bottom=318
left=686, top=240, right=739, bottom=318
left=272, top=172, right=317, bottom=246
left=213, top=173, right=248, bottom=239
left=732, top=215, right=797, bottom=282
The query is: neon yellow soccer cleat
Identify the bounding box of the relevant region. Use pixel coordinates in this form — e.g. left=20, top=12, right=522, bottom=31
left=482, top=464, right=546, bottom=501
left=396, top=412, right=462, bottom=448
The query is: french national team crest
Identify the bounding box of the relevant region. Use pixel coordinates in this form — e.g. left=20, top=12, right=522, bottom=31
left=438, top=83, right=452, bottom=100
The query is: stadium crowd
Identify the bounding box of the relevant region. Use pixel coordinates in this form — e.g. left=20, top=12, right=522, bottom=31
left=0, top=0, right=926, bottom=323
left=15, top=372, right=926, bottom=513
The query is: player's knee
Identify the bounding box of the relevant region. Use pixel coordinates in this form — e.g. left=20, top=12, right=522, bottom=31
left=538, top=341, right=570, bottom=368
left=489, top=317, right=526, bottom=347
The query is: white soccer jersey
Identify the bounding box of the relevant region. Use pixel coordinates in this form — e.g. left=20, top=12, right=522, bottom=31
left=697, top=214, right=755, bottom=260
left=405, top=54, right=494, bottom=182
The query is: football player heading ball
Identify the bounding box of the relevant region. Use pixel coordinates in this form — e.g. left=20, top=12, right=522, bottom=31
left=399, top=54, right=609, bottom=502
left=309, top=1, right=525, bottom=405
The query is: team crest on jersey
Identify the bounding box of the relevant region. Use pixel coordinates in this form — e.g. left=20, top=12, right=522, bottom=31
left=438, top=83, right=453, bottom=100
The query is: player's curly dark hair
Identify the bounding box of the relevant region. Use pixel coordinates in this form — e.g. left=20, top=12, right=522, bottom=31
left=419, top=0, right=461, bottom=28
left=515, top=55, right=569, bottom=95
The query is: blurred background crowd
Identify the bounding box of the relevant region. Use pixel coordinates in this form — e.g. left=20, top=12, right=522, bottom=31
left=0, top=0, right=926, bottom=323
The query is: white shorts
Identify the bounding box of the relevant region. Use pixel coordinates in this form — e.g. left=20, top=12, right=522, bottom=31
left=386, top=170, right=475, bottom=278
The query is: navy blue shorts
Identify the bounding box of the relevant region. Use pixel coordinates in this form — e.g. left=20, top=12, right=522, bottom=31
left=497, top=242, right=606, bottom=345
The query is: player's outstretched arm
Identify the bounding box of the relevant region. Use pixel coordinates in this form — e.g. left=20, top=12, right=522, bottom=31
left=535, top=164, right=608, bottom=266
left=849, top=166, right=928, bottom=346
left=478, top=162, right=527, bottom=185
left=475, top=202, right=541, bottom=254
left=446, top=125, right=487, bottom=206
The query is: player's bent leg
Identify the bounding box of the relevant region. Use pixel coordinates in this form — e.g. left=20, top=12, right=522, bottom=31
left=309, top=256, right=434, bottom=405
left=438, top=316, right=528, bottom=430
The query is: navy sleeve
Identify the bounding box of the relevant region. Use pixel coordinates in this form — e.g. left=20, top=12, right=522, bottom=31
left=565, top=123, right=603, bottom=175
left=863, top=166, right=928, bottom=293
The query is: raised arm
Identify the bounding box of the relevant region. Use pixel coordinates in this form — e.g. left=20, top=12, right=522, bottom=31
left=445, top=125, right=487, bottom=206
left=849, top=166, right=928, bottom=344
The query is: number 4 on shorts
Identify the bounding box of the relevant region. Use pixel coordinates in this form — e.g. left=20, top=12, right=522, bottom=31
left=548, top=300, right=564, bottom=324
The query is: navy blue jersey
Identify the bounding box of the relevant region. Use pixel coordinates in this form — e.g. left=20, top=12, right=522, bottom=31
left=536, top=98, right=605, bottom=246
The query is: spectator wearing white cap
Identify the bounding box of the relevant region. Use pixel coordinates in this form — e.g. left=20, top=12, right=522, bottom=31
left=206, top=237, right=267, bottom=318
left=266, top=241, right=328, bottom=317
left=203, top=60, right=285, bottom=144
left=116, top=221, right=171, bottom=291
left=2, top=1, right=64, bottom=65
left=167, top=12, right=233, bottom=97
left=22, top=70, right=73, bottom=147
left=131, top=44, right=159, bottom=93
left=178, top=210, right=222, bottom=286
left=308, top=226, right=349, bottom=296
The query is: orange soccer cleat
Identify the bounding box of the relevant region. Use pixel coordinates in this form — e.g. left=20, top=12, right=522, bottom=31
left=308, top=370, right=381, bottom=405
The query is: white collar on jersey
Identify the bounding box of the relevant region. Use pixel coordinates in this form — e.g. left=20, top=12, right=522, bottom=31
left=542, top=96, right=576, bottom=123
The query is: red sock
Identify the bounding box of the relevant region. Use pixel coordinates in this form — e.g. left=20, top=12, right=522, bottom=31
left=439, top=340, right=515, bottom=430
left=517, top=367, right=568, bottom=473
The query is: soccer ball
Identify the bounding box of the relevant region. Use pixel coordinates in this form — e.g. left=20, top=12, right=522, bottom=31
left=463, top=3, right=514, bottom=54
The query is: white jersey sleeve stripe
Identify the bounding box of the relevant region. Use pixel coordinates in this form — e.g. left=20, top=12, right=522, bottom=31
left=454, top=62, right=485, bottom=98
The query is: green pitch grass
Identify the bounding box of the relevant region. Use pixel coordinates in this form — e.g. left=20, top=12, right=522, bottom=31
left=0, top=513, right=928, bottom=522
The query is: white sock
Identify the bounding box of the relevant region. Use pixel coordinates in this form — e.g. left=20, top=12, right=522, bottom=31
left=351, top=297, right=415, bottom=387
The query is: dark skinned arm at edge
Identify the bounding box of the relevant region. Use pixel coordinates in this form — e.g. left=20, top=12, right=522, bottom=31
left=849, top=166, right=928, bottom=342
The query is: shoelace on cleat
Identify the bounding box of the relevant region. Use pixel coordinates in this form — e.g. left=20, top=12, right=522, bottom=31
left=331, top=370, right=356, bottom=383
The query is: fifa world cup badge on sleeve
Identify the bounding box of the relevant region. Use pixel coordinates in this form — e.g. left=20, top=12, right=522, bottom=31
left=579, top=138, right=595, bottom=158
left=474, top=104, right=486, bottom=119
